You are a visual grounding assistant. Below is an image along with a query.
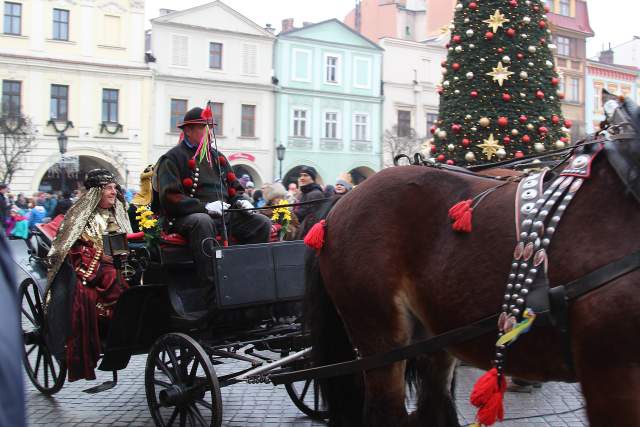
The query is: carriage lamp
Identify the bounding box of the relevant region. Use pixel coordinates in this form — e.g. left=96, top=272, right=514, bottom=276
left=102, top=231, right=129, bottom=257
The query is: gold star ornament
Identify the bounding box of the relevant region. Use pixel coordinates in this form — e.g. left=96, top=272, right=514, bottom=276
left=486, top=61, right=515, bottom=87
left=483, top=9, right=510, bottom=33
left=477, top=133, right=504, bottom=160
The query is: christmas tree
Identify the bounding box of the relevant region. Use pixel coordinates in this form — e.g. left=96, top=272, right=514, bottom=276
left=431, top=0, right=572, bottom=166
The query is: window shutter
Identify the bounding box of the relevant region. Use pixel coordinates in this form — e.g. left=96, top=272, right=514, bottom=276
left=172, top=35, right=188, bottom=66
left=242, top=43, right=257, bottom=75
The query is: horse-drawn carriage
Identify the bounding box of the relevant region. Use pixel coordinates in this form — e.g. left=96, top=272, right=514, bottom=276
left=16, top=221, right=327, bottom=426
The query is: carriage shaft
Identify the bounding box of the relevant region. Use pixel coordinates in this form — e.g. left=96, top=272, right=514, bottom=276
left=236, top=348, right=311, bottom=381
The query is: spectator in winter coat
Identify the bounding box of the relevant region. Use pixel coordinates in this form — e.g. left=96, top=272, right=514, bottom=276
left=43, top=193, right=58, bottom=218
left=28, top=201, right=47, bottom=230
left=334, top=179, right=353, bottom=196
left=293, top=166, right=326, bottom=238
left=53, top=191, right=73, bottom=217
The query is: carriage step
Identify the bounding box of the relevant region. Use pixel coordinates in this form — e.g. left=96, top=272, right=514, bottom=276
left=83, top=371, right=118, bottom=394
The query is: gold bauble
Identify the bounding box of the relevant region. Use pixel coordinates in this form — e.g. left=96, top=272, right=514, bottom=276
left=438, top=130, right=448, bottom=139
left=538, top=116, right=546, bottom=122
left=465, top=151, right=476, bottom=162
left=526, top=123, right=535, bottom=131
left=479, top=117, right=490, bottom=127
left=447, top=143, right=455, bottom=151
left=511, top=129, right=519, bottom=136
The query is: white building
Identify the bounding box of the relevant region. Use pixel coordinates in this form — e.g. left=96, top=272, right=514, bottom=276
left=378, top=36, right=446, bottom=166
left=148, top=1, right=276, bottom=186
left=0, top=0, right=151, bottom=193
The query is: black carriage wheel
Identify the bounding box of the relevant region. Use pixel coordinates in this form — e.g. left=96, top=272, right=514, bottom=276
left=19, top=279, right=66, bottom=395
left=284, top=360, right=328, bottom=420
left=145, top=333, right=222, bottom=427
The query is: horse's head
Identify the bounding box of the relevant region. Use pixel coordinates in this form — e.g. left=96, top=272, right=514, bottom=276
left=600, top=89, right=640, bottom=203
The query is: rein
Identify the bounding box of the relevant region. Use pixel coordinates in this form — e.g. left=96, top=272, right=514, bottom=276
left=223, top=198, right=333, bottom=213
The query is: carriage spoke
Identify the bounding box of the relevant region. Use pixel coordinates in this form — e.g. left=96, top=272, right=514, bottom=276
left=314, top=380, right=320, bottom=410
left=33, top=287, right=43, bottom=313
left=299, top=379, right=311, bottom=401
left=153, top=378, right=172, bottom=389
left=21, top=307, right=36, bottom=326
left=43, top=354, right=49, bottom=387
left=194, top=399, right=213, bottom=411
left=24, top=291, right=38, bottom=319
left=186, top=407, right=197, bottom=426
left=166, top=407, right=179, bottom=426
left=189, top=404, right=208, bottom=426
left=156, top=355, right=177, bottom=383
left=26, top=344, right=37, bottom=357
left=34, top=348, right=42, bottom=377
left=48, top=354, right=58, bottom=380
left=165, top=345, right=184, bottom=382
left=179, top=409, right=187, bottom=427
left=188, top=358, right=199, bottom=381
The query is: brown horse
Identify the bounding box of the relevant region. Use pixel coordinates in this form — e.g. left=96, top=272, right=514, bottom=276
left=306, top=107, right=640, bottom=426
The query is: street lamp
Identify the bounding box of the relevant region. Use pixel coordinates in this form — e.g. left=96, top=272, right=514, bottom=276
left=57, top=134, right=68, bottom=192
left=276, top=143, right=286, bottom=180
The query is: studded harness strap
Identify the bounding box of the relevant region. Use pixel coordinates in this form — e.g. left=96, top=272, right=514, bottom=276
left=492, top=144, right=605, bottom=376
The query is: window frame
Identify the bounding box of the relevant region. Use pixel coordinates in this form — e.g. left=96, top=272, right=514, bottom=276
left=211, top=102, right=223, bottom=135
left=52, top=8, right=69, bottom=41
left=3, top=2, right=21, bottom=36
left=291, top=108, right=309, bottom=138
left=50, top=84, right=69, bottom=122
left=209, top=41, right=223, bottom=70
left=324, top=53, right=341, bottom=85
left=2, top=79, right=21, bottom=117
left=323, top=110, right=340, bottom=139
left=240, top=104, right=256, bottom=138
left=568, top=77, right=580, bottom=103
left=102, top=88, right=119, bottom=123
left=353, top=112, right=370, bottom=141
left=169, top=98, right=188, bottom=131
left=556, top=36, right=571, bottom=57
left=559, top=0, right=570, bottom=16
left=397, top=110, right=412, bottom=137
left=593, top=83, right=603, bottom=113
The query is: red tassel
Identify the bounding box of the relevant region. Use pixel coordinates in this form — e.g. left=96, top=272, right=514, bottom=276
left=304, top=220, right=326, bottom=252
left=188, top=158, right=196, bottom=170
left=227, top=172, right=237, bottom=182
left=218, top=155, right=227, bottom=166
left=452, top=207, right=473, bottom=233
left=470, top=368, right=507, bottom=426
left=448, top=199, right=472, bottom=220
left=182, top=177, right=193, bottom=188
left=228, top=187, right=237, bottom=197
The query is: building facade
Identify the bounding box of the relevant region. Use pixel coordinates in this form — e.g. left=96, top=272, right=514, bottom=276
left=344, top=0, right=427, bottom=43
left=378, top=36, right=445, bottom=165
left=545, top=0, right=594, bottom=141
left=148, top=1, right=275, bottom=186
left=0, top=0, right=151, bottom=192
left=274, top=19, right=383, bottom=184
left=585, top=51, right=638, bottom=133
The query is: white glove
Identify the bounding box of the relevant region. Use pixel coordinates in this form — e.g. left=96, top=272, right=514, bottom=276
left=205, top=200, right=230, bottom=216
left=235, top=199, right=255, bottom=212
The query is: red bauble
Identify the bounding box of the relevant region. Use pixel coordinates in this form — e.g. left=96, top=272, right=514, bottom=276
left=544, top=4, right=550, bottom=12
left=485, top=31, right=494, bottom=40
left=462, top=138, right=471, bottom=147
left=226, top=172, right=237, bottom=182
left=508, top=0, right=518, bottom=7
left=228, top=187, right=237, bottom=198
left=522, top=135, right=531, bottom=143
left=430, top=145, right=437, bottom=153
left=533, top=5, right=540, bottom=11
left=497, top=117, right=508, bottom=127
left=540, top=38, right=546, bottom=44
left=441, top=60, right=447, bottom=67
left=437, top=154, right=446, bottom=162
left=453, top=35, right=462, bottom=44
left=535, top=90, right=545, bottom=99
left=560, top=136, right=569, bottom=143
left=502, top=93, right=511, bottom=102
left=503, top=137, right=512, bottom=145
left=538, top=126, right=548, bottom=134
left=519, top=115, right=528, bottom=123
left=564, top=119, right=573, bottom=128
left=182, top=178, right=193, bottom=188
left=430, top=125, right=437, bottom=134
left=497, top=47, right=505, bottom=53
left=515, top=151, right=525, bottom=158
left=187, top=158, right=196, bottom=170
left=452, top=62, right=461, bottom=71
left=446, top=160, right=455, bottom=165
left=538, top=20, right=546, bottom=29
left=558, top=92, right=565, bottom=100
left=437, top=87, right=444, bottom=95
left=506, top=28, right=516, bottom=38
left=551, top=115, right=560, bottom=124
left=451, top=124, right=462, bottom=134
left=517, top=52, right=524, bottom=60
left=218, top=155, right=227, bottom=166
left=551, top=77, right=559, bottom=86
left=470, top=90, right=479, bottom=98
left=469, top=2, right=478, bottom=10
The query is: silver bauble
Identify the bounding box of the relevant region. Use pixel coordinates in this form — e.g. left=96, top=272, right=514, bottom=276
left=438, top=130, right=448, bottom=139
left=455, top=3, right=463, bottom=10
left=546, top=60, right=553, bottom=68
left=502, top=55, right=511, bottom=63
left=466, top=29, right=474, bottom=37
left=496, top=148, right=507, bottom=159
left=528, top=45, right=537, bottom=53
left=443, top=80, right=450, bottom=87
left=520, top=71, right=528, bottom=79
left=465, top=151, right=476, bottom=162
left=528, top=62, right=534, bottom=67
left=454, top=89, right=460, bottom=94
left=441, top=68, right=448, bottom=75
left=466, top=71, right=474, bottom=79
left=480, top=57, right=486, bottom=63
left=523, top=16, right=531, bottom=24
left=455, top=45, right=463, bottom=52
left=469, top=43, right=475, bottom=48
left=447, top=143, right=455, bottom=151
left=554, top=140, right=566, bottom=149
left=534, top=143, right=545, bottom=153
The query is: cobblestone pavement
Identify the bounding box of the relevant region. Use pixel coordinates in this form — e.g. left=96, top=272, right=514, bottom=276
left=25, top=357, right=588, bottom=426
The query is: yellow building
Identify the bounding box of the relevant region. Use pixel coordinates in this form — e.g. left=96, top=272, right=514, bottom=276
left=0, top=0, right=151, bottom=193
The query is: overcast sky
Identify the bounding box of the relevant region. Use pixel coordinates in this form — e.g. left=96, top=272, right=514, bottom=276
left=145, top=0, right=639, bottom=61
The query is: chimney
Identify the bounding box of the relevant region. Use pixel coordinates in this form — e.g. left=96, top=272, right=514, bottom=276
left=264, top=23, right=275, bottom=34
left=302, top=21, right=313, bottom=27
left=282, top=18, right=294, bottom=33
left=599, top=45, right=614, bottom=65
left=159, top=8, right=175, bottom=16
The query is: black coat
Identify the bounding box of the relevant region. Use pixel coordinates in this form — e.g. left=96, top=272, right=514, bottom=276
left=294, top=183, right=325, bottom=238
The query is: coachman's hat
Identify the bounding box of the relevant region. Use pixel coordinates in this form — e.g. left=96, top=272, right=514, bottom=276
left=178, top=107, right=208, bottom=129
